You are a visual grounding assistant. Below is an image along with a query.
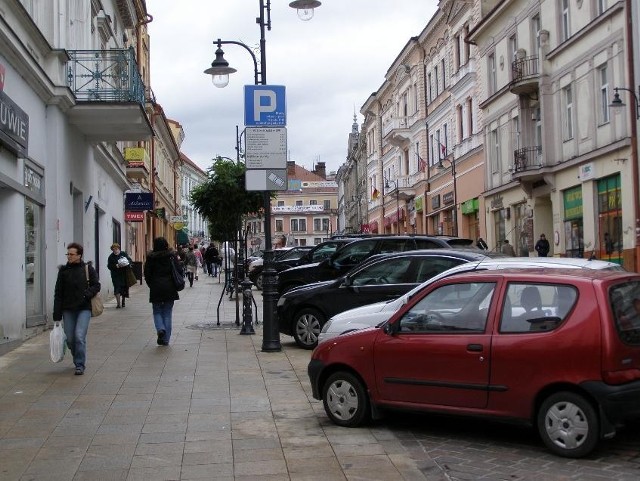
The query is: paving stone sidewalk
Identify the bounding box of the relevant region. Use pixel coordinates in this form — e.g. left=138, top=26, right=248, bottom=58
left=0, top=274, right=440, bottom=481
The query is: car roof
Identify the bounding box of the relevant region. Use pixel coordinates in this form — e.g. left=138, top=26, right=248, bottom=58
left=359, top=248, right=503, bottom=263
left=455, top=266, right=636, bottom=283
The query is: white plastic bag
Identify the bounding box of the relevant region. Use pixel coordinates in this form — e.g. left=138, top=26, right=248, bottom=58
left=50, top=321, right=66, bottom=363
left=117, top=257, right=130, bottom=267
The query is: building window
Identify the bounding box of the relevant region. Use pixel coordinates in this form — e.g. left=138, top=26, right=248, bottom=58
left=598, top=65, right=610, bottom=125
left=491, top=128, right=500, bottom=173
left=561, top=0, right=570, bottom=42
left=441, top=58, right=446, bottom=89
left=463, top=25, right=470, bottom=64
left=563, top=85, right=574, bottom=140
left=427, top=72, right=433, bottom=103
left=434, top=65, right=439, bottom=96
left=275, top=219, right=283, bottom=232
left=488, top=53, right=497, bottom=95
left=457, top=105, right=464, bottom=142
left=277, top=200, right=284, bottom=207
left=454, top=34, right=461, bottom=70
left=531, top=14, right=541, bottom=57
left=466, top=98, right=473, bottom=137
left=309, top=199, right=318, bottom=205
left=291, top=219, right=306, bottom=232
left=597, top=0, right=608, bottom=15
left=509, top=34, right=518, bottom=80
left=512, top=116, right=520, bottom=150
left=295, top=200, right=303, bottom=206
left=323, top=199, right=330, bottom=210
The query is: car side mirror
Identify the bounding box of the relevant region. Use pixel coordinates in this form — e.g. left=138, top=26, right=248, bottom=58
left=342, top=276, right=352, bottom=287
left=383, top=321, right=397, bottom=335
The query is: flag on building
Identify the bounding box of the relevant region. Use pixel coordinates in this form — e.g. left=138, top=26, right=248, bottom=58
left=418, top=154, right=427, bottom=172
left=372, top=187, right=380, bottom=199
left=439, top=143, right=448, bottom=160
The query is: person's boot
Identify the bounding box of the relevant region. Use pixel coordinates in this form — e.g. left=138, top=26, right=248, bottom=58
left=121, top=297, right=125, bottom=307
left=115, top=294, right=121, bottom=308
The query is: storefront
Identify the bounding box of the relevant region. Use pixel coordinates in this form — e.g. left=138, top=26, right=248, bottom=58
left=563, top=185, right=584, bottom=258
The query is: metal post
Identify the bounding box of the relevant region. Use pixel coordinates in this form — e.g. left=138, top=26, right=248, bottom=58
left=452, top=158, right=458, bottom=237
left=240, top=278, right=255, bottom=334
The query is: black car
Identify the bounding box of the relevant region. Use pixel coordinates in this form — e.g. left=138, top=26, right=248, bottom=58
left=248, top=246, right=312, bottom=290
left=277, top=249, right=502, bottom=349
left=276, top=235, right=476, bottom=295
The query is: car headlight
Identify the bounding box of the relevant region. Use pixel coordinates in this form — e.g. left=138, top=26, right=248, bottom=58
left=277, top=296, right=286, bottom=307
left=321, top=320, right=332, bottom=333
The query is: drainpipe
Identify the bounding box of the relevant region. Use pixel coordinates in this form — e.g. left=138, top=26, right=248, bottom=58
left=624, top=0, right=640, bottom=272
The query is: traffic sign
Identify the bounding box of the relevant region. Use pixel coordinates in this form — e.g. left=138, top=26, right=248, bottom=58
left=244, top=85, right=286, bottom=126
left=245, top=169, right=288, bottom=191
left=245, top=127, right=287, bottom=169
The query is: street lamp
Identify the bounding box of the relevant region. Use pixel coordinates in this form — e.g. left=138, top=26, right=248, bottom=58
left=384, top=178, right=401, bottom=234
left=610, top=86, right=640, bottom=118
left=437, top=156, right=458, bottom=237
left=204, top=0, right=320, bottom=352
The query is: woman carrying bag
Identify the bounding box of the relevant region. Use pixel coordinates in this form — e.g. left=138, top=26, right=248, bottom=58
left=53, top=242, right=101, bottom=375
left=107, top=243, right=133, bottom=308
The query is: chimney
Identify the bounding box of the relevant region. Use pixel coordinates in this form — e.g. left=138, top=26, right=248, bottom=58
left=287, top=160, right=296, bottom=176
left=314, top=161, right=326, bottom=179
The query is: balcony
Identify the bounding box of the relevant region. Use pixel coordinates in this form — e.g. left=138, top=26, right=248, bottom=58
left=66, top=48, right=152, bottom=141
left=512, top=146, right=543, bottom=175
left=510, top=56, right=539, bottom=96
left=124, top=147, right=151, bottom=180
left=382, top=114, right=418, bottom=148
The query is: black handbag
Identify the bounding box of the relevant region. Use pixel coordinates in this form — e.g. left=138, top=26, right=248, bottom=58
left=170, top=256, right=185, bottom=291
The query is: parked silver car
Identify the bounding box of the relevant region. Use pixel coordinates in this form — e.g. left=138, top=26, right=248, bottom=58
left=318, top=257, right=624, bottom=344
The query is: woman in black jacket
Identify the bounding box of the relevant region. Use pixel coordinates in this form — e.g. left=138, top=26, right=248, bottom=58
left=144, top=237, right=182, bottom=345
left=107, top=243, right=133, bottom=308
left=53, top=242, right=101, bottom=375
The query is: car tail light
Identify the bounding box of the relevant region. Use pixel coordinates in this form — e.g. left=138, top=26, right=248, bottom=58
left=603, top=368, right=640, bottom=385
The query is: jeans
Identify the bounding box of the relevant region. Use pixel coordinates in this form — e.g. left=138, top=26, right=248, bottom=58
left=152, top=301, right=174, bottom=343
left=62, top=309, right=91, bottom=369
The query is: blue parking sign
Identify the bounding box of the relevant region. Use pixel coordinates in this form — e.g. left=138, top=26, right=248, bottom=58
left=244, top=85, right=286, bottom=126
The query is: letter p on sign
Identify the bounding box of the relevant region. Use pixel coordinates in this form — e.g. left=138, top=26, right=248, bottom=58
left=244, top=85, right=286, bottom=127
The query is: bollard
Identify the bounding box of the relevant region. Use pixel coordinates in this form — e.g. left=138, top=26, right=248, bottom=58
left=239, top=278, right=255, bottom=335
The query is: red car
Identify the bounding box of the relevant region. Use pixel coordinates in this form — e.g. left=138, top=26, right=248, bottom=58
left=308, top=268, right=640, bottom=458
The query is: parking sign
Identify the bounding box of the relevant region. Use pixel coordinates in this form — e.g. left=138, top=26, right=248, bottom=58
left=244, top=85, right=286, bottom=126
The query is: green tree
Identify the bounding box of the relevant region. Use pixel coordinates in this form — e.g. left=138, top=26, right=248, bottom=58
left=190, top=157, right=264, bottom=241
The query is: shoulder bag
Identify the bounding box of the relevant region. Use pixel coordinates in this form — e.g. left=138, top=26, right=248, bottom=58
left=85, top=264, right=104, bottom=317
left=126, top=266, right=138, bottom=287
left=170, top=256, right=185, bottom=291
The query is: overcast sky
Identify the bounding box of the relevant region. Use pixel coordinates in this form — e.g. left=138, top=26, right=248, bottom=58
left=147, top=1, right=438, bottom=175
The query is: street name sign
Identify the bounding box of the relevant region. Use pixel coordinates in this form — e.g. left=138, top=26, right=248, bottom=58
left=245, top=127, right=287, bottom=169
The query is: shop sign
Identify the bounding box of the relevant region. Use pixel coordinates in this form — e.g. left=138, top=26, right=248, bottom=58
left=443, top=191, right=454, bottom=205
left=272, top=205, right=323, bottom=213
left=490, top=195, right=503, bottom=210
left=155, top=208, right=166, bottom=219
left=461, top=198, right=479, bottom=215
left=563, top=186, right=583, bottom=220
left=125, top=211, right=144, bottom=222
left=0, top=90, right=29, bottom=156
left=431, top=194, right=440, bottom=209
left=124, top=192, right=153, bottom=211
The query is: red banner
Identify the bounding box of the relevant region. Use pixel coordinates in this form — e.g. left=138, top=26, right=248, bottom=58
left=125, top=211, right=145, bottom=222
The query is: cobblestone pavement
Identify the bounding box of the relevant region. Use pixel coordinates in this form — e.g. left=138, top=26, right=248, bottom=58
left=0, top=273, right=638, bottom=480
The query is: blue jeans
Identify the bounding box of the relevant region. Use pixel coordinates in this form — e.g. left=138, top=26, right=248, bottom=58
left=62, top=310, right=91, bottom=369
left=152, top=301, right=174, bottom=343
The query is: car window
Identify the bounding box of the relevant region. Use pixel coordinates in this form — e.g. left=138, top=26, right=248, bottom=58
left=332, top=240, right=377, bottom=267
left=499, top=283, right=577, bottom=333
left=413, top=257, right=467, bottom=283
left=350, top=258, right=412, bottom=286
left=378, top=239, right=414, bottom=253
left=398, top=282, right=496, bottom=333
left=278, top=249, right=307, bottom=260
left=311, top=242, right=342, bottom=262
left=610, top=281, right=640, bottom=345
left=415, top=239, right=444, bottom=249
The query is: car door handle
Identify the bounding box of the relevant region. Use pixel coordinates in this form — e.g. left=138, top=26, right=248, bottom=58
left=467, top=344, right=483, bottom=352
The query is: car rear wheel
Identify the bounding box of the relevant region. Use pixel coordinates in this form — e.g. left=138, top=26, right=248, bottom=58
left=292, top=308, right=325, bottom=349
left=537, top=391, right=599, bottom=458
left=322, top=371, right=370, bottom=427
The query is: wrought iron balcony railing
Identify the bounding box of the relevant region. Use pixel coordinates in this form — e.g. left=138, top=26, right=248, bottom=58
left=67, top=48, right=145, bottom=106
left=512, top=56, right=539, bottom=83
left=513, top=146, right=542, bottom=172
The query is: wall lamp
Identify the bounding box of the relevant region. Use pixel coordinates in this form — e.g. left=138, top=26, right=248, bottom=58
left=610, top=86, right=640, bottom=119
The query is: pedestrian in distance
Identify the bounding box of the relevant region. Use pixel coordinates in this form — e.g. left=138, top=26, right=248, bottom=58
left=185, top=245, right=197, bottom=287
left=476, top=237, right=488, bottom=250
left=144, top=237, right=182, bottom=346
left=53, top=242, right=101, bottom=375
left=535, top=233, right=550, bottom=257
left=501, top=239, right=516, bottom=256
left=204, top=243, right=219, bottom=277
left=194, top=245, right=204, bottom=280
left=107, top=243, right=133, bottom=308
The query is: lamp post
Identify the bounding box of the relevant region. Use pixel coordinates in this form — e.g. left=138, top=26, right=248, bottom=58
left=204, top=0, right=321, bottom=351
left=610, top=85, right=640, bottom=272
left=437, top=156, right=458, bottom=237
left=384, top=178, right=401, bottom=234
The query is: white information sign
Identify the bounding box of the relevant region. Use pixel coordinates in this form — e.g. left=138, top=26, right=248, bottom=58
left=245, top=169, right=288, bottom=191
left=245, top=127, right=287, bottom=170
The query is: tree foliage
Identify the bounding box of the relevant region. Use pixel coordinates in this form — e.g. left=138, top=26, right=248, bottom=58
left=190, top=157, right=264, bottom=241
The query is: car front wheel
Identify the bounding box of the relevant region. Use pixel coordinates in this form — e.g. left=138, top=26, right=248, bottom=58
left=322, top=371, right=370, bottom=427
left=292, top=308, right=325, bottom=349
left=537, top=391, right=599, bottom=458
